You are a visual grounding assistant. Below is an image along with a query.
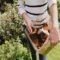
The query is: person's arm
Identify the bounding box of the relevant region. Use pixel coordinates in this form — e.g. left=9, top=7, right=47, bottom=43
left=48, top=0, right=59, bottom=28
left=18, top=0, right=36, bottom=34
left=18, top=0, right=26, bottom=16
left=48, top=0, right=60, bottom=45
left=18, top=0, right=30, bottom=22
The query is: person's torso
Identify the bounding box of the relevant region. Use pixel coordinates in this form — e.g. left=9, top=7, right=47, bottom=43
left=24, top=0, right=49, bottom=22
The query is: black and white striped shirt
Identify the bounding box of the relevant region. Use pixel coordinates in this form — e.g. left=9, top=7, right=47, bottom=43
left=18, top=0, right=57, bottom=21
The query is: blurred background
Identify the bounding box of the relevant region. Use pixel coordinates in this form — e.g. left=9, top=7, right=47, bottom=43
left=0, top=0, right=60, bottom=60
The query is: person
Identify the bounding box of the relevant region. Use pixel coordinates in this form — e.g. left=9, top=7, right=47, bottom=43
left=18, top=0, right=60, bottom=60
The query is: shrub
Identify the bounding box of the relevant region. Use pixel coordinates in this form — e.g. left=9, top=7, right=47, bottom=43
left=0, top=0, right=31, bottom=60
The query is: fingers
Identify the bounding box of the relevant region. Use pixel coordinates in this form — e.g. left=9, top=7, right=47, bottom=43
left=31, top=28, right=37, bottom=34
left=29, top=27, right=37, bottom=34
left=28, top=26, right=32, bottom=34
left=50, top=39, right=58, bottom=46
left=49, top=35, right=59, bottom=46
left=27, top=25, right=36, bottom=34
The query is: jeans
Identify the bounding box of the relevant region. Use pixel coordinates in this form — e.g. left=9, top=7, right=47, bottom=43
left=27, top=38, right=47, bottom=60
left=31, top=48, right=47, bottom=60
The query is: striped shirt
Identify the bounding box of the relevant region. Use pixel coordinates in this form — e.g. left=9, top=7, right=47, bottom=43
left=18, top=0, right=57, bottom=22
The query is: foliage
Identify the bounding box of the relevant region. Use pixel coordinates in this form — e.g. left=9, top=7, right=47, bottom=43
left=0, top=40, right=31, bottom=60
left=0, top=0, right=31, bottom=60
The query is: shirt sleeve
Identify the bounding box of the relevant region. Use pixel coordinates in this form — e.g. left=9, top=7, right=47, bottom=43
left=18, top=0, right=26, bottom=16
left=48, top=0, right=57, bottom=7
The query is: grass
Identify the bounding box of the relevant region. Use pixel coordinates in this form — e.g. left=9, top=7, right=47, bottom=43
left=47, top=43, right=60, bottom=60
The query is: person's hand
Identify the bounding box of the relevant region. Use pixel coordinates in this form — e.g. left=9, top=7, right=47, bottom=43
left=49, top=26, right=60, bottom=46
left=26, top=19, right=37, bottom=34
left=22, top=12, right=37, bottom=34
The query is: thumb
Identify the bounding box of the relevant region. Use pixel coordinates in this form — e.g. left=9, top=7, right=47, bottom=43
left=28, top=26, right=33, bottom=33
